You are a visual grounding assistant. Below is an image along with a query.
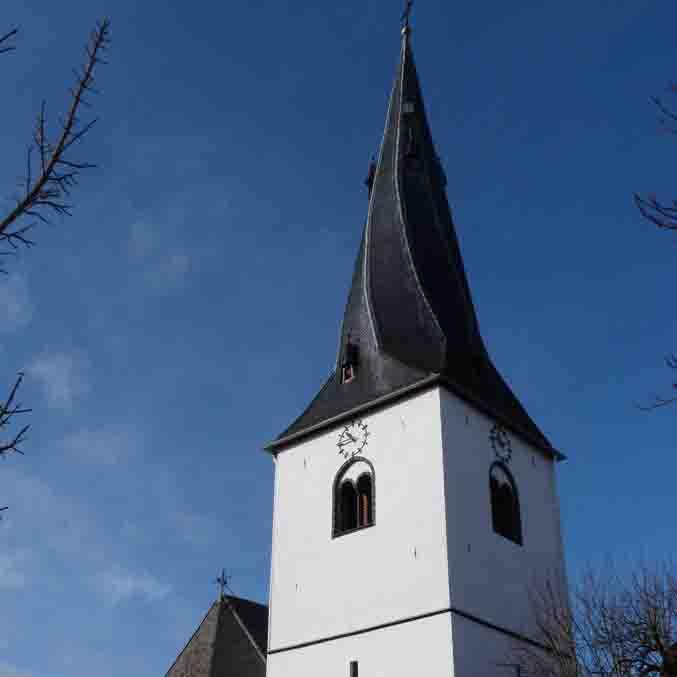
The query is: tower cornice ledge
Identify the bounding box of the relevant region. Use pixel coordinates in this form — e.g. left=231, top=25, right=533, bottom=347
left=264, top=375, right=565, bottom=461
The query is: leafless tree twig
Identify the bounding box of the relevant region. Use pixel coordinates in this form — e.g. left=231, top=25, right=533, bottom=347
left=639, top=355, right=677, bottom=411
left=1, top=20, right=110, bottom=516
left=0, top=28, right=17, bottom=55
left=513, top=561, right=677, bottom=677
left=634, top=194, right=677, bottom=232
left=0, top=373, right=30, bottom=458
left=636, top=85, right=677, bottom=406
left=0, top=19, right=110, bottom=271
left=634, top=85, right=677, bottom=232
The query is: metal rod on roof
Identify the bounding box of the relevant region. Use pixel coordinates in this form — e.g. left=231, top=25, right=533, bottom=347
left=214, top=568, right=231, bottom=601
left=401, top=0, right=414, bottom=31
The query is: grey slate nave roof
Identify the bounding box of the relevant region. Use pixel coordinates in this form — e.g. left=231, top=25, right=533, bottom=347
left=165, top=596, right=268, bottom=677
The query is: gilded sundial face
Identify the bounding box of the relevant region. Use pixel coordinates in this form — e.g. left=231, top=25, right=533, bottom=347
left=336, top=419, right=369, bottom=459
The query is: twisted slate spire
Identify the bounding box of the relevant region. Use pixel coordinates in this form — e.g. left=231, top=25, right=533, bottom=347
left=271, top=29, right=555, bottom=456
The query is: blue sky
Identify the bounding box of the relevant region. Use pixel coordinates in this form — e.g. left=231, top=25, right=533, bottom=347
left=1, top=0, right=676, bottom=675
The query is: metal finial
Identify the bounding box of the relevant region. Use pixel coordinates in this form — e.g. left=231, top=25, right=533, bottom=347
left=215, top=568, right=231, bottom=600
left=401, top=0, right=414, bottom=32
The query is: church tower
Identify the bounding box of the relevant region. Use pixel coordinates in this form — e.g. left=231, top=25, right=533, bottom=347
left=265, top=17, right=566, bottom=677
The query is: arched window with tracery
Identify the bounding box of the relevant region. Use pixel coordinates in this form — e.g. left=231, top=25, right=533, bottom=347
left=333, top=459, right=375, bottom=538
left=489, top=462, right=522, bottom=546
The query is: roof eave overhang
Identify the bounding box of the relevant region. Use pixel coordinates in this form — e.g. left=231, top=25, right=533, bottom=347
left=264, top=374, right=440, bottom=453
left=264, top=374, right=566, bottom=462
left=438, top=375, right=567, bottom=462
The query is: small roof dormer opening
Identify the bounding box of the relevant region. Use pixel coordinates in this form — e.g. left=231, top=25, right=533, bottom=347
left=340, top=338, right=360, bottom=385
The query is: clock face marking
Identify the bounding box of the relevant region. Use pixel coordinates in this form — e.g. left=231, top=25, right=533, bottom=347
left=490, top=423, right=512, bottom=463
left=337, top=419, right=369, bottom=459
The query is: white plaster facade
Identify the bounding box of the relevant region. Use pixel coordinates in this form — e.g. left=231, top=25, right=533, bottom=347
left=441, top=388, right=567, bottom=638
left=268, top=612, right=454, bottom=677
left=266, top=386, right=566, bottom=677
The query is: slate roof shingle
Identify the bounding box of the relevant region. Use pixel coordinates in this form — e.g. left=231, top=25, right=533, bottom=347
left=164, top=596, right=268, bottom=677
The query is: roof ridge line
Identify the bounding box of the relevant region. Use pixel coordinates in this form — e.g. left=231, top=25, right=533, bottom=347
left=393, top=34, right=445, bottom=355
left=361, top=37, right=403, bottom=352
left=224, top=597, right=267, bottom=665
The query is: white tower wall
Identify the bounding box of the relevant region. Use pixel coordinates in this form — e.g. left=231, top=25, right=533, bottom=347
left=440, top=388, right=567, bottom=639
left=266, top=386, right=567, bottom=677
left=268, top=613, right=454, bottom=677
left=268, top=387, right=450, bottom=653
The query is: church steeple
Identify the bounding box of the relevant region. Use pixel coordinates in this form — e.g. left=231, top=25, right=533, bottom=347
left=269, top=26, right=558, bottom=458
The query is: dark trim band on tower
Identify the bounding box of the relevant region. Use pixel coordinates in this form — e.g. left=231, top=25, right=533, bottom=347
left=267, top=605, right=550, bottom=656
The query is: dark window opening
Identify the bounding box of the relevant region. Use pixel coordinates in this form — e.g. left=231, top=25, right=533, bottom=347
left=340, top=339, right=360, bottom=384
left=357, top=474, right=373, bottom=528
left=490, top=463, right=522, bottom=546
left=350, top=661, right=359, bottom=677
left=341, top=364, right=355, bottom=384
left=339, top=482, right=358, bottom=533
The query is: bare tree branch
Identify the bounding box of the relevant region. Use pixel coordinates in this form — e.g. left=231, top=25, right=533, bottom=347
left=0, top=28, right=17, bottom=55
left=639, top=356, right=677, bottom=411
left=513, top=561, right=677, bottom=677
left=0, top=20, right=110, bottom=517
left=634, top=86, right=677, bottom=409
left=634, top=81, right=677, bottom=234
left=635, top=85, right=677, bottom=232
left=652, top=86, right=677, bottom=135
left=0, top=372, right=31, bottom=457
left=634, top=194, right=677, bottom=232
left=0, top=19, right=110, bottom=270
left=633, top=83, right=677, bottom=404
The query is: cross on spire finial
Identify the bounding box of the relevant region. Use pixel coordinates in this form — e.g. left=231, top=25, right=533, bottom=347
left=215, top=568, right=231, bottom=601
left=401, top=0, right=414, bottom=32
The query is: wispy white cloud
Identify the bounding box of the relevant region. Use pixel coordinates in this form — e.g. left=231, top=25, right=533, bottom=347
left=172, top=510, right=216, bottom=548
left=1, top=468, right=98, bottom=562
left=128, top=218, right=156, bottom=259
left=0, top=274, right=33, bottom=334
left=0, top=662, right=34, bottom=677
left=145, top=251, right=190, bottom=290
left=63, top=427, right=130, bottom=466
left=1, top=466, right=172, bottom=613
left=27, top=350, right=89, bottom=409
left=0, top=662, right=63, bottom=677
left=128, top=217, right=191, bottom=293
left=91, top=564, right=171, bottom=607
left=0, top=549, right=30, bottom=591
